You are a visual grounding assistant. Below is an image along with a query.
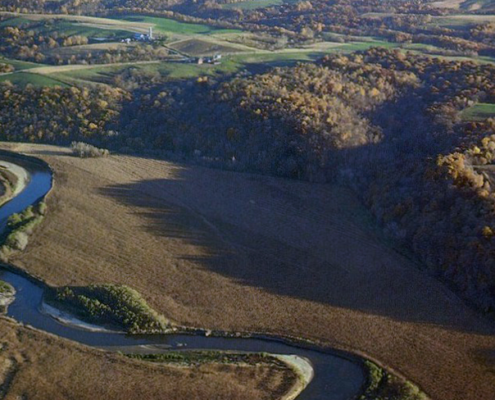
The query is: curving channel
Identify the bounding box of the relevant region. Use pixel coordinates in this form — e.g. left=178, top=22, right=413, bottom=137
left=0, top=154, right=366, bottom=400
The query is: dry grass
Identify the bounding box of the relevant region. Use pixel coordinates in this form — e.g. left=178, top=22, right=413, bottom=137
left=4, top=142, right=495, bottom=400
left=0, top=318, right=294, bottom=400
left=0, top=169, right=13, bottom=205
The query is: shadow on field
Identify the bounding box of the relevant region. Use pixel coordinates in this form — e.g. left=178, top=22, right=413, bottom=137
left=470, top=348, right=495, bottom=374
left=99, top=167, right=495, bottom=336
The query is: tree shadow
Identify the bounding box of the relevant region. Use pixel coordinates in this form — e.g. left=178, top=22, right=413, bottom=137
left=27, top=149, right=72, bottom=157
left=99, top=165, right=495, bottom=336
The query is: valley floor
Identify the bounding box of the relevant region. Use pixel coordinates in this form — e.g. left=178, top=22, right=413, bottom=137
left=4, top=142, right=495, bottom=400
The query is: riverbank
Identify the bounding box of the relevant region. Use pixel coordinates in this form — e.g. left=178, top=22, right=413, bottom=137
left=0, top=160, right=28, bottom=205
left=39, top=300, right=122, bottom=333
left=0, top=280, right=15, bottom=312
left=275, top=355, right=313, bottom=400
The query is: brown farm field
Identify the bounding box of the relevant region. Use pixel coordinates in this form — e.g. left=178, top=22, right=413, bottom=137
left=3, top=142, right=495, bottom=400
left=168, top=37, right=247, bottom=56
left=0, top=318, right=294, bottom=400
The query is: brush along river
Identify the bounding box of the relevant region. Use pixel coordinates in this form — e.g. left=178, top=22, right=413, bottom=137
left=0, top=153, right=365, bottom=400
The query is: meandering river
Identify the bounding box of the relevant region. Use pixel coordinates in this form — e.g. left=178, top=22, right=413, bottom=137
left=0, top=154, right=365, bottom=400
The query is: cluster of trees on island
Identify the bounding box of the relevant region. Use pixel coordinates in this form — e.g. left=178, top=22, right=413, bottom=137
left=0, top=47, right=495, bottom=314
